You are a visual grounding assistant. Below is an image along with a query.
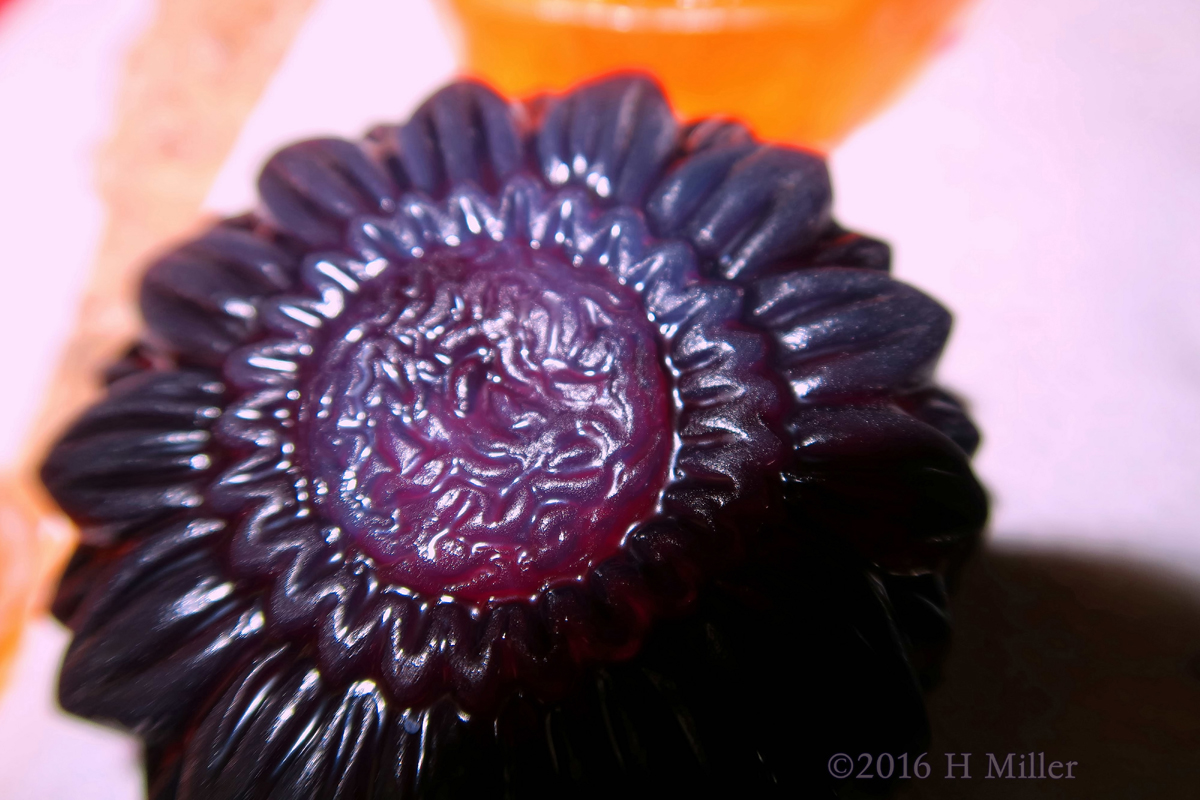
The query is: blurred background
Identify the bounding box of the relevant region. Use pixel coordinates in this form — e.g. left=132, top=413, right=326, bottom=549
left=0, top=0, right=1197, bottom=796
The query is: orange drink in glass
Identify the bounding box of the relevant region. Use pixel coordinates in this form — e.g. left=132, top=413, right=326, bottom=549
left=443, top=0, right=970, bottom=150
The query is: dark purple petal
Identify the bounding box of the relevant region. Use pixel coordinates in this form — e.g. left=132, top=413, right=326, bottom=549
left=783, top=404, right=988, bottom=572
left=50, top=544, right=114, bottom=624
left=141, top=223, right=299, bottom=363
left=177, top=648, right=329, bottom=800
left=370, top=698, right=498, bottom=799
left=41, top=370, right=224, bottom=541
left=643, top=143, right=756, bottom=237
left=648, top=143, right=832, bottom=281
left=58, top=520, right=264, bottom=739
left=881, top=571, right=953, bottom=688
left=258, top=138, right=396, bottom=246
left=748, top=267, right=952, bottom=402
left=896, top=386, right=982, bottom=456
left=537, top=74, right=679, bottom=205
left=679, top=117, right=755, bottom=152
left=373, top=80, right=523, bottom=197
left=264, top=680, right=388, bottom=799
left=795, top=225, right=892, bottom=273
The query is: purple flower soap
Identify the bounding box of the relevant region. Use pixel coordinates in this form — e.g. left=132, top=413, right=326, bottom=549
left=42, top=75, right=986, bottom=799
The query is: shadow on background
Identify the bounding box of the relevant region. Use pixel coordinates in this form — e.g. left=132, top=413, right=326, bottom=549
left=893, top=542, right=1200, bottom=798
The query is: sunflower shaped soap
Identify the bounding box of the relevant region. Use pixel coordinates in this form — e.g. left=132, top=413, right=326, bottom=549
left=42, top=75, right=986, bottom=799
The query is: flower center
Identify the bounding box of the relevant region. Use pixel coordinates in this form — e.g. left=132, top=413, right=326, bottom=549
left=300, top=241, right=674, bottom=602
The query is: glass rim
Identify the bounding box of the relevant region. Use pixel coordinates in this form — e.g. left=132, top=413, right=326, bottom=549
left=447, top=0, right=862, bottom=33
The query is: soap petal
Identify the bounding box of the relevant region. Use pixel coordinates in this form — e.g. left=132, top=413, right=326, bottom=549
left=648, top=143, right=832, bottom=281
left=748, top=267, right=952, bottom=401
left=537, top=74, right=679, bottom=205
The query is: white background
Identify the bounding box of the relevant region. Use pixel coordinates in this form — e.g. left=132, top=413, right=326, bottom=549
left=0, top=0, right=1197, bottom=796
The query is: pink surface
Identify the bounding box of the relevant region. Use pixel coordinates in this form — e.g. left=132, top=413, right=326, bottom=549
left=1, top=0, right=1198, bottom=796
left=835, top=0, right=1200, bottom=558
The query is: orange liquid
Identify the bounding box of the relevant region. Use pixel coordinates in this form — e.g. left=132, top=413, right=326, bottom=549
left=444, top=0, right=969, bottom=150
left=0, top=475, right=74, bottom=690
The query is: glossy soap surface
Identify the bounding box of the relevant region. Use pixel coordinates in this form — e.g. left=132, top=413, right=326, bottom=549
left=40, top=75, right=987, bottom=798
left=302, top=242, right=673, bottom=600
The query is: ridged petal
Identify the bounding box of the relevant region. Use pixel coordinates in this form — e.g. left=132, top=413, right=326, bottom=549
left=178, top=648, right=331, bottom=800
left=537, top=74, right=679, bottom=205
left=141, top=223, right=298, bottom=363
left=748, top=267, right=952, bottom=401
left=58, top=518, right=264, bottom=739
left=41, top=370, right=224, bottom=541
left=265, top=680, right=389, bottom=799
left=783, top=404, right=988, bottom=572
left=259, top=138, right=396, bottom=246
left=648, top=143, right=832, bottom=281
left=373, top=80, right=523, bottom=197
left=896, top=386, right=982, bottom=456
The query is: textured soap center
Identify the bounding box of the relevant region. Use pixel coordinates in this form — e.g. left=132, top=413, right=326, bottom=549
left=301, top=242, right=673, bottom=602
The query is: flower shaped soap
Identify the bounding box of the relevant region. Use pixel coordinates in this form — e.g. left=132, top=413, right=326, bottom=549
left=42, top=75, right=986, bottom=799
